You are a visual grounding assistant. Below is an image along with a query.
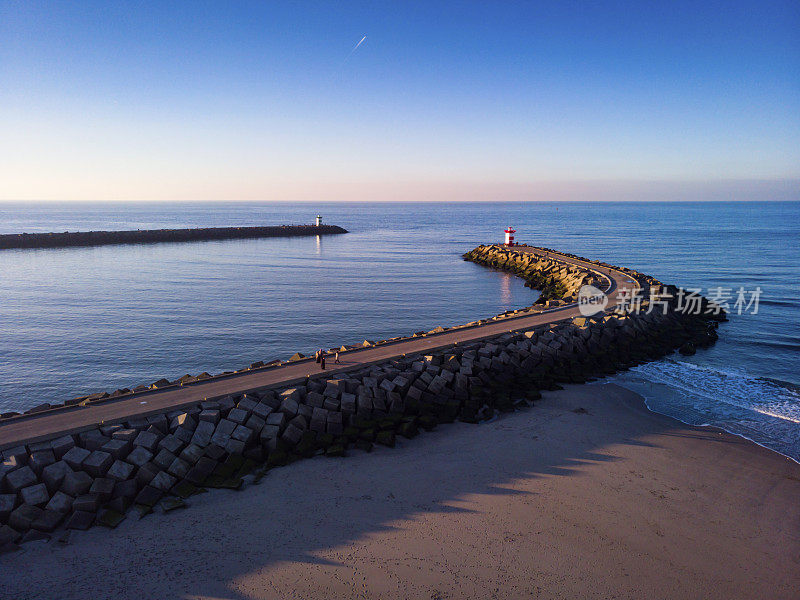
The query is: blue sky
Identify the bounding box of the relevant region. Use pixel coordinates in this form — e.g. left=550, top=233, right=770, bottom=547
left=1, top=1, right=798, bottom=201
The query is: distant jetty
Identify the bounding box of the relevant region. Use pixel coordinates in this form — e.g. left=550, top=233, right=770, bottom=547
left=0, top=224, right=349, bottom=250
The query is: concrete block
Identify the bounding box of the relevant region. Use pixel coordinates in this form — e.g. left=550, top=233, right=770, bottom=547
left=72, top=494, right=100, bottom=513
left=45, top=491, right=73, bottom=514
left=260, top=425, right=280, bottom=443
left=100, top=424, right=123, bottom=437
left=89, top=478, right=115, bottom=501
left=6, top=466, right=37, bottom=492
left=218, top=395, right=236, bottom=413
left=62, top=446, right=91, bottom=470
left=306, top=391, right=324, bottom=408
left=279, top=397, right=299, bottom=417
left=210, top=419, right=237, bottom=447
left=266, top=412, right=286, bottom=429
left=112, top=478, right=139, bottom=499
left=0, top=494, right=17, bottom=521
left=199, top=409, right=220, bottom=424
left=178, top=444, right=204, bottom=465
left=101, top=438, right=131, bottom=460
left=153, top=449, right=176, bottom=471
left=289, top=414, right=308, bottom=430
left=169, top=413, right=196, bottom=432
left=167, top=457, right=190, bottom=479
left=244, top=414, right=266, bottom=434
left=260, top=391, right=280, bottom=410
left=20, top=483, right=49, bottom=507
left=237, top=395, right=258, bottom=412
left=126, top=446, right=153, bottom=467
left=252, top=402, right=273, bottom=420
left=190, top=419, right=216, bottom=447
left=323, top=396, right=340, bottom=411
left=107, top=460, right=135, bottom=481
left=341, top=392, right=356, bottom=413
left=298, top=403, right=313, bottom=420
left=281, top=423, right=303, bottom=446
left=2, top=446, right=27, bottom=463
left=79, top=430, right=111, bottom=451
left=65, top=510, right=95, bottom=530
left=173, top=425, right=194, bottom=444
left=126, top=417, right=149, bottom=430
left=231, top=424, right=254, bottom=444
left=280, top=387, right=302, bottom=402
left=9, top=504, right=43, bottom=531
left=41, top=461, right=72, bottom=493
left=29, top=441, right=53, bottom=453
left=111, top=428, right=138, bottom=443
left=61, top=470, right=93, bottom=497
left=149, top=471, right=177, bottom=492
left=0, top=523, right=18, bottom=546
left=146, top=413, right=168, bottom=434
left=133, top=430, right=160, bottom=452
left=228, top=407, right=249, bottom=425
left=158, top=434, right=184, bottom=456
left=83, top=451, right=113, bottom=477
left=50, top=435, right=76, bottom=459
left=224, top=438, right=246, bottom=455
left=32, top=509, right=64, bottom=533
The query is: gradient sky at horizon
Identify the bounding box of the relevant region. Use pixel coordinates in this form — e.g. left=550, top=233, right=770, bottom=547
left=1, top=1, right=798, bottom=201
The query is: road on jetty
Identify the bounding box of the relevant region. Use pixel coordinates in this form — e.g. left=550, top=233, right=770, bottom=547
left=0, top=224, right=348, bottom=250
left=0, top=247, right=638, bottom=449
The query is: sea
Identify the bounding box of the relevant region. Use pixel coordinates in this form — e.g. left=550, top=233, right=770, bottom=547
left=1, top=201, right=798, bottom=461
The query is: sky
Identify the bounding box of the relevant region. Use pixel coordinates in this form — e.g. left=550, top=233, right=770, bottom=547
left=0, top=1, right=798, bottom=202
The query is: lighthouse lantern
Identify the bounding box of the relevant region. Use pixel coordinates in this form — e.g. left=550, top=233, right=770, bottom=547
left=504, top=226, right=516, bottom=246
left=315, top=214, right=323, bottom=226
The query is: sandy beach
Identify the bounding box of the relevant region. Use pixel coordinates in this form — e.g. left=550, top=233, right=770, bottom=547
left=2, top=382, right=798, bottom=600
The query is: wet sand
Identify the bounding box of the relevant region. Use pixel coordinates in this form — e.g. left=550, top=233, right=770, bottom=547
left=2, top=383, right=798, bottom=599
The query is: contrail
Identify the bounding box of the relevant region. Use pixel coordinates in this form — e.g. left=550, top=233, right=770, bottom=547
left=345, top=35, right=367, bottom=60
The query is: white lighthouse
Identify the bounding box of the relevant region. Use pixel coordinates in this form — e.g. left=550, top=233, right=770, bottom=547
left=504, top=226, right=516, bottom=246
left=315, top=214, right=323, bottom=226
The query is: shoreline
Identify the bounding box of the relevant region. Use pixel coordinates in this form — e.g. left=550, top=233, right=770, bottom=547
left=3, top=382, right=797, bottom=599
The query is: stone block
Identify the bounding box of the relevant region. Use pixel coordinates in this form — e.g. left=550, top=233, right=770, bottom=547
left=260, top=425, right=280, bottom=442
left=211, top=419, right=237, bottom=447
left=50, top=435, right=76, bottom=459
left=9, top=504, right=43, bottom=531
left=2, top=446, right=27, bottom=463
left=158, top=434, right=184, bottom=456
left=62, top=446, right=91, bottom=470
left=204, top=444, right=226, bottom=461
left=101, top=438, right=131, bottom=460
left=218, top=395, right=236, bottom=413
left=0, top=523, right=18, bottom=546
left=41, top=461, right=72, bottom=493
left=83, top=451, right=113, bottom=477
left=310, top=408, right=327, bottom=433
left=107, top=460, right=135, bottom=481
left=149, top=471, right=177, bottom=492
left=65, top=510, right=95, bottom=530
left=341, top=392, right=356, bottom=413
left=306, top=391, right=324, bottom=408
left=323, top=396, right=340, bottom=411
left=146, top=413, right=168, bottom=434
left=298, top=403, right=313, bottom=420
left=133, top=430, right=160, bottom=452
left=153, top=449, right=176, bottom=471
left=20, top=483, right=49, bottom=507
left=79, top=430, right=111, bottom=451
left=173, top=425, right=194, bottom=444
left=6, top=466, right=37, bottom=492
left=289, top=414, right=307, bottom=430
left=45, top=491, right=73, bottom=514
left=61, top=470, right=93, bottom=497
left=126, top=446, right=153, bottom=467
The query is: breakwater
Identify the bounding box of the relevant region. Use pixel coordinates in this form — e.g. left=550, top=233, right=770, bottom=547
left=0, top=246, right=725, bottom=546
left=0, top=224, right=348, bottom=250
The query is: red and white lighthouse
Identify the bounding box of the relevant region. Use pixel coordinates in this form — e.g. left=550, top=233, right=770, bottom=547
left=504, top=226, right=516, bottom=246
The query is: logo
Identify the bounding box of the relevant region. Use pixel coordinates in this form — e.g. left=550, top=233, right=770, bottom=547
left=578, top=285, right=608, bottom=316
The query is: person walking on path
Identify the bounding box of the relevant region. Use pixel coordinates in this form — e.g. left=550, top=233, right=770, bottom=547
left=320, top=353, right=326, bottom=370
left=335, top=351, right=340, bottom=364
left=315, top=349, right=321, bottom=364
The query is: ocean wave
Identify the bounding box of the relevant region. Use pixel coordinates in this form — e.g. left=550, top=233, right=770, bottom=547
left=612, top=359, right=800, bottom=462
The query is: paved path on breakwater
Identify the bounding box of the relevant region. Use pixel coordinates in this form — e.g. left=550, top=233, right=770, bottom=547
left=0, top=247, right=639, bottom=449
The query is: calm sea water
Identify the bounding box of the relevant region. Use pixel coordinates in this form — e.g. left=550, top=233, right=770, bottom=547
left=1, top=201, right=798, bottom=459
